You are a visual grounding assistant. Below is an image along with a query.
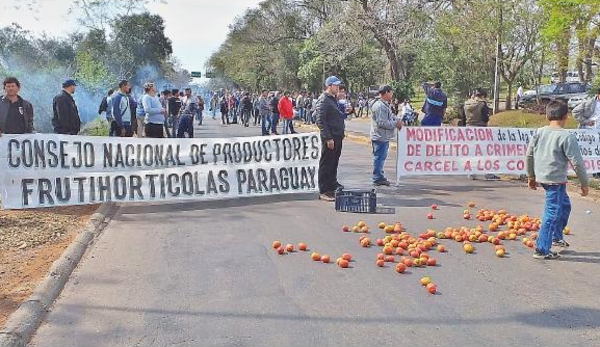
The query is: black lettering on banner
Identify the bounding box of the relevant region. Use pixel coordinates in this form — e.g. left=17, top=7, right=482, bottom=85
left=236, top=169, right=247, bottom=194
left=165, top=146, right=177, bottom=166
left=181, top=172, right=194, bottom=195
left=59, top=141, right=70, bottom=169
left=292, top=137, right=302, bottom=161
left=246, top=169, right=258, bottom=194
left=48, top=140, right=58, bottom=167
left=22, top=140, right=33, bottom=168
left=125, top=144, right=135, bottom=167
left=190, top=145, right=200, bottom=165
left=136, top=144, right=142, bottom=167
left=310, top=135, right=319, bottom=159
left=193, top=172, right=206, bottom=195
left=98, top=176, right=111, bottom=201
left=243, top=142, right=252, bottom=163
left=114, top=144, right=125, bottom=167
left=146, top=174, right=158, bottom=198
left=308, top=166, right=316, bottom=188
left=72, top=142, right=83, bottom=168
left=129, top=175, right=143, bottom=200
left=280, top=167, right=290, bottom=190
left=114, top=176, right=127, bottom=200
left=103, top=144, right=113, bottom=168
left=143, top=145, right=154, bottom=167
left=301, top=136, right=310, bottom=160
left=56, top=178, right=71, bottom=203
left=176, top=145, right=185, bottom=166
left=218, top=170, right=229, bottom=193
left=154, top=145, right=165, bottom=167
left=90, top=176, right=96, bottom=202
left=34, top=139, right=46, bottom=169
left=233, top=142, right=242, bottom=163
left=269, top=168, right=280, bottom=191
left=272, top=138, right=282, bottom=161
left=212, top=143, right=222, bottom=164
left=73, top=177, right=86, bottom=203
left=84, top=142, right=95, bottom=168
left=21, top=179, right=34, bottom=206
left=207, top=171, right=218, bottom=194
left=257, top=168, right=268, bottom=192
left=290, top=167, right=300, bottom=189
left=38, top=178, right=54, bottom=205
left=8, top=139, right=20, bottom=168
left=199, top=144, right=208, bottom=164
left=282, top=138, right=293, bottom=161
left=263, top=140, right=272, bottom=162
left=159, top=174, right=166, bottom=198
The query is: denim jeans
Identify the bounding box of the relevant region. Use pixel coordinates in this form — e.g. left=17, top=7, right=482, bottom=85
left=170, top=115, right=180, bottom=138
left=271, top=113, right=280, bottom=134
left=536, top=184, right=571, bottom=255
left=261, top=113, right=271, bottom=135
left=372, top=140, right=390, bottom=182
left=282, top=119, right=291, bottom=134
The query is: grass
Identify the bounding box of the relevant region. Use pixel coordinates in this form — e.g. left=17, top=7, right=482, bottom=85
left=488, top=110, right=578, bottom=129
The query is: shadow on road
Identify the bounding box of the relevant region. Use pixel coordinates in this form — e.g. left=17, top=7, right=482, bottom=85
left=554, top=250, right=600, bottom=264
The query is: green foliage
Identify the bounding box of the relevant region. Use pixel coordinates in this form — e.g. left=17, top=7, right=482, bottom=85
left=74, top=50, right=115, bottom=91
left=80, top=117, right=110, bottom=136
left=390, top=80, right=415, bottom=103
left=488, top=110, right=577, bottom=128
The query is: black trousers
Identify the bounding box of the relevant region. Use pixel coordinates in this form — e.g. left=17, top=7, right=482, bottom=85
left=318, top=135, right=343, bottom=194
left=145, top=123, right=165, bottom=138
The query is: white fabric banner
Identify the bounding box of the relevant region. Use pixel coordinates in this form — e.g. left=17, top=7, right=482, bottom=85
left=397, top=126, right=600, bottom=177
left=0, top=133, right=321, bottom=209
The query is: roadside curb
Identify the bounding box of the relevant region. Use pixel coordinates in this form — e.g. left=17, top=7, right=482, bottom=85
left=0, top=202, right=117, bottom=347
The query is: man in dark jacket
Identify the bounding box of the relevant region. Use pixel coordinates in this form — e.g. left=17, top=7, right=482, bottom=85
left=421, top=81, right=447, bottom=126
left=270, top=92, right=281, bottom=135
left=240, top=92, right=253, bottom=127
left=0, top=77, right=34, bottom=134
left=52, top=79, right=81, bottom=135
left=315, top=76, right=345, bottom=202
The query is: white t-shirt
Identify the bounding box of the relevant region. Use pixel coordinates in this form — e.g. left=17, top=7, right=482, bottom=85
left=588, top=99, right=600, bottom=128
left=402, top=104, right=414, bottom=115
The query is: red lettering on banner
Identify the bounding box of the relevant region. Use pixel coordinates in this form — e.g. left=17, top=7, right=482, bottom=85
left=477, top=160, right=500, bottom=171
left=425, top=144, right=469, bottom=157
left=507, top=160, right=525, bottom=171
left=406, top=128, right=494, bottom=142
left=486, top=144, right=528, bottom=156
left=404, top=161, right=458, bottom=172
left=407, top=144, right=421, bottom=156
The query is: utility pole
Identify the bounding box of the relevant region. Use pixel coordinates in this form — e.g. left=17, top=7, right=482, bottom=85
left=493, top=1, right=502, bottom=115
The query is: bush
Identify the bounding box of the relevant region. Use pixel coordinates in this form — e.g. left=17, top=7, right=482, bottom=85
left=80, top=117, right=110, bottom=136
left=390, top=80, right=415, bottom=103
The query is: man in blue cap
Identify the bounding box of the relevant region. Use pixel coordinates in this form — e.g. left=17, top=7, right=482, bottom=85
left=315, top=76, right=345, bottom=202
left=52, top=79, right=81, bottom=135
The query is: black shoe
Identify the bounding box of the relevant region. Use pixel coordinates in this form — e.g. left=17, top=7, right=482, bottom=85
left=374, top=179, right=391, bottom=186
left=533, top=251, right=560, bottom=260
left=552, top=239, right=570, bottom=248
left=272, top=132, right=279, bottom=135
left=334, top=183, right=344, bottom=190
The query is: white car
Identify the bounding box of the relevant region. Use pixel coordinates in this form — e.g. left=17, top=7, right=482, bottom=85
left=568, top=93, right=589, bottom=109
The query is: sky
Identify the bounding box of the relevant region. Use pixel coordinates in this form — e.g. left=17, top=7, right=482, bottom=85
left=0, top=0, right=263, bottom=81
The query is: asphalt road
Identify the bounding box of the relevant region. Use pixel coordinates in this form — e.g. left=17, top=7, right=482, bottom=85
left=30, top=116, right=600, bottom=347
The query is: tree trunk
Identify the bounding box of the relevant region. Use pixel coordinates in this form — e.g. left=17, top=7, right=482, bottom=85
left=505, top=81, right=513, bottom=110
left=556, top=30, right=571, bottom=83
left=585, top=37, right=596, bottom=81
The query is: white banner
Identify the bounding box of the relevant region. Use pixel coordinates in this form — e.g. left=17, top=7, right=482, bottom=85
left=0, top=133, right=321, bottom=209
left=397, top=126, right=600, bottom=177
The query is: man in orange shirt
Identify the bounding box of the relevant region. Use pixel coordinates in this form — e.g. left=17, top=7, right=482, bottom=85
left=278, top=91, right=294, bottom=134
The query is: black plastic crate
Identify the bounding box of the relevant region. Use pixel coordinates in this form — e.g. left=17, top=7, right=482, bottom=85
left=335, top=189, right=377, bottom=213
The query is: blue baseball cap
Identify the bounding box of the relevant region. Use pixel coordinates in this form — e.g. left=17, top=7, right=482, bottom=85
left=325, top=76, right=342, bottom=86
left=62, top=79, right=77, bottom=88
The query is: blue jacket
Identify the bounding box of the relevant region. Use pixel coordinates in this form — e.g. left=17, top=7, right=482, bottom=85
left=142, top=94, right=165, bottom=125
left=111, top=91, right=131, bottom=126
left=422, top=88, right=447, bottom=117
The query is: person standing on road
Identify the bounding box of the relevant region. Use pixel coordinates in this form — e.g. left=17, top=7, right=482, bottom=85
left=220, top=96, right=230, bottom=125
left=315, top=76, right=345, bottom=202
left=240, top=92, right=253, bottom=127
left=111, top=80, right=133, bottom=137
left=52, top=79, right=81, bottom=135
left=258, top=89, right=271, bottom=136
left=278, top=91, right=294, bottom=134
left=142, top=82, right=166, bottom=138
left=177, top=88, right=197, bottom=138
left=370, top=85, right=402, bottom=186
left=516, top=85, right=524, bottom=109
left=196, top=95, right=205, bottom=126
left=526, top=100, right=589, bottom=260
left=209, top=93, right=219, bottom=120
left=464, top=88, right=498, bottom=180
left=98, top=89, right=114, bottom=122
left=167, top=89, right=182, bottom=138
left=135, top=90, right=146, bottom=137
left=420, top=81, right=447, bottom=126
left=0, top=77, right=34, bottom=135
left=270, top=91, right=281, bottom=135
left=296, top=91, right=305, bottom=124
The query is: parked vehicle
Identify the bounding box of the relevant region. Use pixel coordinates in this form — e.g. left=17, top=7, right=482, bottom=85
left=518, top=82, right=590, bottom=108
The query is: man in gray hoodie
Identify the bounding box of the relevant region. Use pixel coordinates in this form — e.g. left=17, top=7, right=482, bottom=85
left=370, top=85, right=402, bottom=186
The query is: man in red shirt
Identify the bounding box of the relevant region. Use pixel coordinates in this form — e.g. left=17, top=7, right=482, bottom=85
left=278, top=91, right=294, bottom=134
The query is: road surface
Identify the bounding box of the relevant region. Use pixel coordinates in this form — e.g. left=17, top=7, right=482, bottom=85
left=29, top=116, right=600, bottom=347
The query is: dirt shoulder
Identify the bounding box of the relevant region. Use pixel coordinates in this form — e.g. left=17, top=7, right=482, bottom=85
left=0, top=205, right=98, bottom=327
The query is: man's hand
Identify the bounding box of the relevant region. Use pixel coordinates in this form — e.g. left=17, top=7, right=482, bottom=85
left=395, top=120, right=403, bottom=129
left=120, top=128, right=126, bottom=137
left=581, top=186, right=589, bottom=197
left=327, top=139, right=335, bottom=150
left=528, top=177, right=537, bottom=190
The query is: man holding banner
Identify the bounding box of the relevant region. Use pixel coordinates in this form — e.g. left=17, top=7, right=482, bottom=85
left=370, top=85, right=402, bottom=186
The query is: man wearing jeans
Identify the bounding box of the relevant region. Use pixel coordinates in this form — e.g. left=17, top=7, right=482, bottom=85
left=370, top=85, right=402, bottom=186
